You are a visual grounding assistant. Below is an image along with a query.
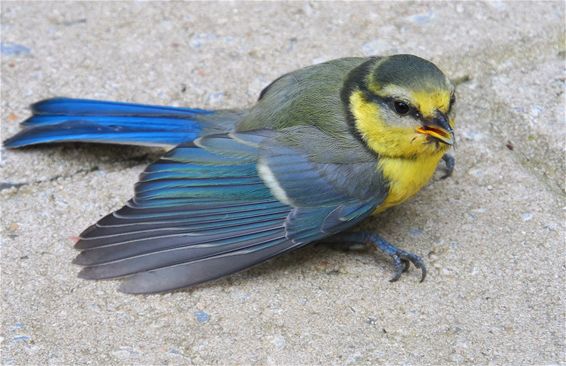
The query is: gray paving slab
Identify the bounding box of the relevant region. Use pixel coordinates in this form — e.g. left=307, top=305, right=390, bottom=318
left=1, top=2, right=564, bottom=365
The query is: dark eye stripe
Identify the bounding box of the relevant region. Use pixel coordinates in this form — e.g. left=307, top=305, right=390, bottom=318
left=360, top=87, right=419, bottom=117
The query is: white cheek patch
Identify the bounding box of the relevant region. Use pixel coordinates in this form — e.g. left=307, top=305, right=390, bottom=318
left=257, top=159, right=292, bottom=206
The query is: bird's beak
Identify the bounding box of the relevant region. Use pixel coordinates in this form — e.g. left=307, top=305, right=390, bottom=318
left=416, top=112, right=454, bottom=145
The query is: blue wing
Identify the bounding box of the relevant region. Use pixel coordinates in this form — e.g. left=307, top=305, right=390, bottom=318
left=74, top=131, right=382, bottom=293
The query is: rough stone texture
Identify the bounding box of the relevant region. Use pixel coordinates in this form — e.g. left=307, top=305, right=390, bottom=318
left=1, top=2, right=564, bottom=365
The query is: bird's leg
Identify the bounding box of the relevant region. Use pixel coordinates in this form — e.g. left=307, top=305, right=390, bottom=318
left=328, top=232, right=427, bottom=282
left=440, top=153, right=455, bottom=179
left=323, top=234, right=369, bottom=252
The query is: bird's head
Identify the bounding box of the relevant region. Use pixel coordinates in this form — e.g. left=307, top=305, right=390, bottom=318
left=343, top=54, right=455, bottom=158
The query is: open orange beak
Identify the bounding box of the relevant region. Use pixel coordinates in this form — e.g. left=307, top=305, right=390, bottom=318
left=416, top=125, right=453, bottom=145
left=416, top=112, right=454, bottom=145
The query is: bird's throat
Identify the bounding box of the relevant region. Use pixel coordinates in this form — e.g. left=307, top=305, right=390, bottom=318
left=373, top=153, right=444, bottom=213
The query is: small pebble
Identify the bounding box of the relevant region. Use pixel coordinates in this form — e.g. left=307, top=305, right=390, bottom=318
left=0, top=42, right=31, bottom=56
left=168, top=348, right=181, bottom=355
left=521, top=212, right=533, bottom=222
left=194, top=310, right=210, bottom=324
left=407, top=11, right=435, bottom=25
left=543, top=222, right=557, bottom=231
left=7, top=112, right=18, bottom=122
left=271, top=334, right=286, bottom=350
left=12, top=335, right=31, bottom=342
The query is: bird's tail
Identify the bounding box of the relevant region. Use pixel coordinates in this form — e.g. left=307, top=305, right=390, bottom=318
left=3, top=98, right=238, bottom=148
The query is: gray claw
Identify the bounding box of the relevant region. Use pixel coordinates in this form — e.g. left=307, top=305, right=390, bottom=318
left=441, top=154, right=455, bottom=179
left=389, top=253, right=426, bottom=282
left=390, top=256, right=405, bottom=282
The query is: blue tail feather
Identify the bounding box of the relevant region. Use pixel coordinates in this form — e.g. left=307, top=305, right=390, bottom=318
left=30, top=97, right=211, bottom=117
left=21, top=115, right=203, bottom=128
left=4, top=97, right=219, bottom=148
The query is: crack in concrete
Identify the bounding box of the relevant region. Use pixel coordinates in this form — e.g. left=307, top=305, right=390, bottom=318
left=0, top=152, right=160, bottom=193
left=0, top=182, right=27, bottom=190
left=0, top=166, right=100, bottom=192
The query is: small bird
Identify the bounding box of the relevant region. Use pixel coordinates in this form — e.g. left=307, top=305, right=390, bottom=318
left=4, top=54, right=456, bottom=294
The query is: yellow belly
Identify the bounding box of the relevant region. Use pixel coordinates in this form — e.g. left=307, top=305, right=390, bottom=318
left=373, top=152, right=444, bottom=214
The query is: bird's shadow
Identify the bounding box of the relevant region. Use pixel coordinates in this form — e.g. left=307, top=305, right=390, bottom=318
left=12, top=142, right=166, bottom=168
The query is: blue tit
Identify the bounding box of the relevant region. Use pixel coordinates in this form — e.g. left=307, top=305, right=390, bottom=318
left=4, top=54, right=456, bottom=294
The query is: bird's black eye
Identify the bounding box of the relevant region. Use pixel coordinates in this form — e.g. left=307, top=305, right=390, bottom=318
left=393, top=101, right=410, bottom=115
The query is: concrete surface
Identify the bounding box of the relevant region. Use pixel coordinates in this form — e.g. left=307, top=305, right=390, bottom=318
left=1, top=1, right=564, bottom=365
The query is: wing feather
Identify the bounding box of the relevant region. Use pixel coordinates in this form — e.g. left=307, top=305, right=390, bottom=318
left=74, top=128, right=386, bottom=293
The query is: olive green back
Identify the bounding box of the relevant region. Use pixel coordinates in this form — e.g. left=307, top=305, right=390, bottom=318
left=236, top=57, right=368, bottom=138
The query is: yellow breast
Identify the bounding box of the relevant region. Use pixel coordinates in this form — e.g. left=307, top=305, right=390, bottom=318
left=373, top=152, right=444, bottom=214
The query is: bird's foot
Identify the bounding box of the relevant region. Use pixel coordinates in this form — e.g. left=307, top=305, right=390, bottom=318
left=440, top=153, right=455, bottom=179
left=329, top=232, right=426, bottom=282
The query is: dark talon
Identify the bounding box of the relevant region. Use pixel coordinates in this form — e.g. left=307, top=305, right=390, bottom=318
left=328, top=232, right=427, bottom=282
left=403, top=253, right=426, bottom=282
left=440, top=154, right=455, bottom=179
left=401, top=258, right=410, bottom=273
left=390, top=255, right=405, bottom=282
left=389, top=253, right=426, bottom=282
